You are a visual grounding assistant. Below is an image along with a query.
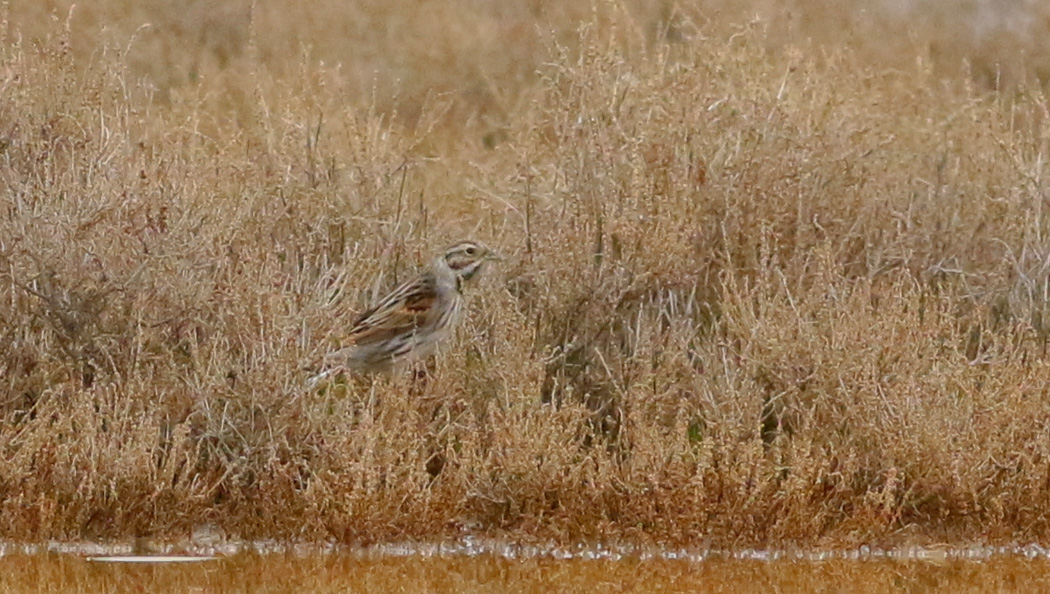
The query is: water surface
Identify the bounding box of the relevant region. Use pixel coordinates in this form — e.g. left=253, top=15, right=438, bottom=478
left=2, top=541, right=1048, bottom=593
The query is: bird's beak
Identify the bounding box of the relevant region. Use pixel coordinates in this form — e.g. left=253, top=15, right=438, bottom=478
left=486, top=251, right=503, bottom=262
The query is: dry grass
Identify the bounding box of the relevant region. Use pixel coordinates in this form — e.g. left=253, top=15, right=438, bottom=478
left=1, top=0, right=1050, bottom=546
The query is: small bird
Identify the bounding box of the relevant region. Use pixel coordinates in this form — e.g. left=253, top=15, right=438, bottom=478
left=309, top=240, right=498, bottom=384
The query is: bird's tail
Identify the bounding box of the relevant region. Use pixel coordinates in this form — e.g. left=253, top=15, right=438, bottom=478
left=304, top=367, right=333, bottom=390
left=302, top=352, right=337, bottom=390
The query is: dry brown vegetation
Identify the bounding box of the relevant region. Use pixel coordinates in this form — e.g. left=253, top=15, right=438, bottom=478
left=2, top=0, right=1050, bottom=547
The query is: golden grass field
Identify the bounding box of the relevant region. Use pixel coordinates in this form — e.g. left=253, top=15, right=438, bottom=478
left=2, top=0, right=1050, bottom=548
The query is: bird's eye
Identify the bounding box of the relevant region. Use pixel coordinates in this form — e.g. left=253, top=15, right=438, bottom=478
left=465, top=247, right=477, bottom=256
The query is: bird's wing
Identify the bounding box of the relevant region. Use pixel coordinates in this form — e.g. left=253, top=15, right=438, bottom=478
left=343, top=272, right=437, bottom=346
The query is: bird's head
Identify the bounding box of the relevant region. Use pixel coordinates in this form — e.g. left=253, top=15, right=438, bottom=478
left=442, top=240, right=498, bottom=283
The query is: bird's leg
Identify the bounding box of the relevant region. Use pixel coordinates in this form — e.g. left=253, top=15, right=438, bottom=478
left=363, top=376, right=382, bottom=421
left=407, top=360, right=434, bottom=398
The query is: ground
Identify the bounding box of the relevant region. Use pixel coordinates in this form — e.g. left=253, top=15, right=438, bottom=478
left=1, top=0, right=1050, bottom=547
